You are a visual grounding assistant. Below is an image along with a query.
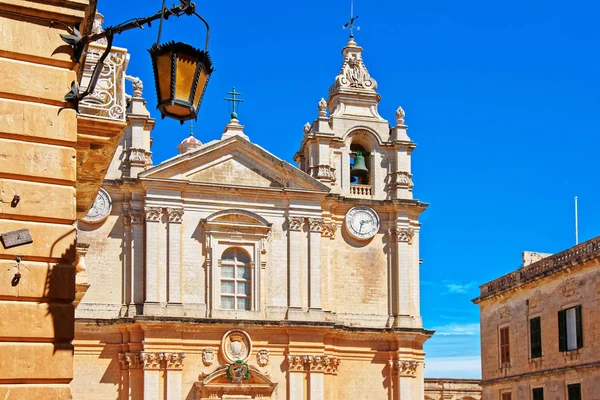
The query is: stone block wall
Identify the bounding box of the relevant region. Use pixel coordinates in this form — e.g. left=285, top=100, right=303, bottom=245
left=0, top=1, right=91, bottom=398
left=477, top=240, right=600, bottom=399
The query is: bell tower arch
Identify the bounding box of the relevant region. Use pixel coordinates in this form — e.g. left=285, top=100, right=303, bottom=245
left=295, top=37, right=416, bottom=201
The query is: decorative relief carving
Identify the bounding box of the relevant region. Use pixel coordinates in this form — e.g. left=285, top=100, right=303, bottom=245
left=167, top=208, right=184, bottom=224
left=333, top=51, right=377, bottom=91
left=202, top=348, right=215, bottom=366
left=389, top=171, right=414, bottom=189
left=309, top=165, right=337, bottom=183
left=257, top=349, right=269, bottom=367
left=560, top=278, right=581, bottom=298
left=125, top=75, right=143, bottom=98
left=287, top=216, right=304, bottom=231
left=396, top=228, right=415, bottom=244
left=321, top=222, right=337, bottom=239
left=498, top=305, right=511, bottom=320
left=286, top=355, right=340, bottom=373
left=221, top=330, right=252, bottom=364
left=308, top=218, right=324, bottom=232
left=130, top=210, right=145, bottom=224
left=145, top=207, right=162, bottom=222
left=529, top=290, right=542, bottom=309
left=137, top=352, right=186, bottom=370
left=82, top=188, right=112, bottom=224
left=128, top=148, right=147, bottom=165
left=318, top=98, right=328, bottom=116
left=166, top=352, right=186, bottom=369
left=141, top=352, right=164, bottom=369
left=118, top=352, right=143, bottom=370
left=388, top=359, right=419, bottom=377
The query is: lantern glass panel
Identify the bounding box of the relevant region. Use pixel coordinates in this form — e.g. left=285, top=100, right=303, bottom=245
left=156, top=52, right=172, bottom=101
left=193, top=67, right=210, bottom=108
left=175, top=53, right=198, bottom=102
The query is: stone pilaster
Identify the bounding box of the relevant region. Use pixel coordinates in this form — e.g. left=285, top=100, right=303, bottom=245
left=308, top=218, right=323, bottom=311
left=287, top=217, right=304, bottom=312
left=165, top=353, right=185, bottom=400
left=167, top=208, right=184, bottom=304
left=118, top=352, right=143, bottom=400
left=131, top=211, right=145, bottom=308
left=287, top=355, right=340, bottom=400
left=390, top=228, right=415, bottom=326
left=144, top=207, right=162, bottom=303
left=388, top=359, right=419, bottom=400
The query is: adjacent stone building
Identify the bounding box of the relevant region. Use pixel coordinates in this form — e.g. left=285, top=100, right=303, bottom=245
left=0, top=1, right=127, bottom=398
left=72, top=36, right=434, bottom=399
left=424, top=378, right=482, bottom=400
left=473, top=236, right=600, bottom=399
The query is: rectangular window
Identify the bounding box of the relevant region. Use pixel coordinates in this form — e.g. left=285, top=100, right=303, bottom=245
left=532, top=387, right=544, bottom=400
left=568, top=383, right=581, bottom=400
left=500, top=327, right=510, bottom=365
left=530, top=316, right=542, bottom=359
left=502, top=393, right=512, bottom=400
left=559, top=305, right=583, bottom=351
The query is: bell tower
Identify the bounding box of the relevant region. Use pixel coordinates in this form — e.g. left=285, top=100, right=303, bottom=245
left=295, top=37, right=415, bottom=201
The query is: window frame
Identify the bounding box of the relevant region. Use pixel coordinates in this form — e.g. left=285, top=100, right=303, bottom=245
left=501, top=392, right=512, bottom=400
left=567, top=382, right=582, bottom=400
left=532, top=387, right=544, bottom=400
left=499, top=325, right=511, bottom=366
left=558, top=305, right=583, bottom=352
left=220, top=247, right=252, bottom=311
left=529, top=315, right=542, bottom=359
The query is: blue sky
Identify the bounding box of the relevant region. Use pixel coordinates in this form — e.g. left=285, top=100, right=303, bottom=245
left=99, top=0, right=600, bottom=378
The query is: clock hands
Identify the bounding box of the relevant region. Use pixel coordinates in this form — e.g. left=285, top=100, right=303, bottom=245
left=358, top=219, right=372, bottom=233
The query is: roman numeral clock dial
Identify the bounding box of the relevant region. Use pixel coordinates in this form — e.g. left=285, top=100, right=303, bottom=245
left=345, top=206, right=380, bottom=240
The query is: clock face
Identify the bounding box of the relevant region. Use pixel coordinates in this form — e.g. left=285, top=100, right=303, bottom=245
left=345, top=206, right=380, bottom=240
left=82, top=188, right=112, bottom=224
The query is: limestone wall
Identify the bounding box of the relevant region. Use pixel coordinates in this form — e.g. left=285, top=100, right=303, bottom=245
left=0, top=1, right=90, bottom=397
left=478, top=245, right=600, bottom=399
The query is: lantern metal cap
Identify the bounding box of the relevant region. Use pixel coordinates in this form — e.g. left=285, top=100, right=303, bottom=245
left=148, top=41, right=214, bottom=73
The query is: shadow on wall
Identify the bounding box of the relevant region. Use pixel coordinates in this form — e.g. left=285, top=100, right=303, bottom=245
left=46, top=229, right=77, bottom=355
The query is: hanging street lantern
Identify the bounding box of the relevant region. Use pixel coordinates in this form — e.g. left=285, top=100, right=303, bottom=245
left=149, top=41, right=213, bottom=123
left=60, top=1, right=212, bottom=123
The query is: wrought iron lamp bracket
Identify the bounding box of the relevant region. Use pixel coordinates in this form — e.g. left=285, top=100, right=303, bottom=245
left=60, top=0, right=210, bottom=111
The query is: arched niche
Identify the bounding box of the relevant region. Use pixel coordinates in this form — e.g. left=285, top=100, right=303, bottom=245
left=194, top=365, right=277, bottom=399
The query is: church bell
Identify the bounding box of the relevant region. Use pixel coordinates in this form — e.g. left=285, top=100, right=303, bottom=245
left=350, top=153, right=369, bottom=179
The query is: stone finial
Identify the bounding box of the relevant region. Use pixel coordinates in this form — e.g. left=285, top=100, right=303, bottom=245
left=303, top=122, right=311, bottom=135
left=92, top=12, right=108, bottom=45
left=396, top=106, right=405, bottom=125
left=126, top=75, right=143, bottom=98
left=318, top=98, right=327, bottom=117
left=222, top=118, right=249, bottom=140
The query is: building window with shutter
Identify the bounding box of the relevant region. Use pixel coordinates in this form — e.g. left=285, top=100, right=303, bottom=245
left=501, top=393, right=512, bottom=400
left=530, top=316, right=542, bottom=359
left=567, top=383, right=581, bottom=400
left=532, top=387, right=544, bottom=400
left=558, top=305, right=583, bottom=352
left=220, top=247, right=252, bottom=311
left=499, top=326, right=510, bottom=366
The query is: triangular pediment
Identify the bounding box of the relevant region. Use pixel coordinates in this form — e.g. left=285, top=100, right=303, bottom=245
left=140, top=135, right=329, bottom=192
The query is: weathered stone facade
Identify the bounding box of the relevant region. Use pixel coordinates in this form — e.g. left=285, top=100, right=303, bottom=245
left=0, top=1, right=127, bottom=398
left=72, top=36, right=434, bottom=399
left=424, top=378, right=482, bottom=400
left=473, top=236, right=600, bottom=399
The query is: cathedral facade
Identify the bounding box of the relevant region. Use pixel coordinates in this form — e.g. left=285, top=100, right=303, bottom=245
left=72, top=37, right=432, bottom=400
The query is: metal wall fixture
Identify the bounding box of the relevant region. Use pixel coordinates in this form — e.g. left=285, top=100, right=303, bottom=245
left=61, top=0, right=213, bottom=123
